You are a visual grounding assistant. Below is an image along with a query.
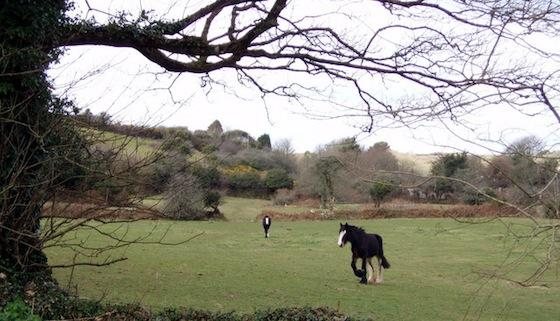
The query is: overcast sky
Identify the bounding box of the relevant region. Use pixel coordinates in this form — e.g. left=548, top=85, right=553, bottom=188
left=51, top=0, right=560, bottom=154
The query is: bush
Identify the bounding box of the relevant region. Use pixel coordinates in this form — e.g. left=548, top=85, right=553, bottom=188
left=163, top=174, right=206, bottom=220
left=222, top=149, right=296, bottom=173
left=272, top=188, right=296, bottom=205
left=204, top=190, right=222, bottom=214
left=462, top=187, right=496, bottom=205
left=543, top=199, right=560, bottom=219
left=226, top=172, right=265, bottom=196
left=192, top=165, right=221, bottom=189
left=369, top=180, right=394, bottom=207
left=265, top=169, right=294, bottom=192
left=250, top=306, right=371, bottom=321
left=92, top=177, right=131, bottom=205
left=0, top=298, right=41, bottom=321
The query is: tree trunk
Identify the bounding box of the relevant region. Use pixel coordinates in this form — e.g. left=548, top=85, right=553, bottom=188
left=0, top=0, right=68, bottom=285
left=0, top=70, right=55, bottom=282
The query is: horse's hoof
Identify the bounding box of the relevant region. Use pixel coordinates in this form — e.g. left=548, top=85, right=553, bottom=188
left=359, top=278, right=367, bottom=284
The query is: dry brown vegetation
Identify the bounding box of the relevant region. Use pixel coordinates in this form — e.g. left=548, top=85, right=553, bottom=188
left=258, top=204, right=520, bottom=221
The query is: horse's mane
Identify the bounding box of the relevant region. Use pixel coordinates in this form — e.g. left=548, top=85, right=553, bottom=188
left=348, top=224, right=366, bottom=236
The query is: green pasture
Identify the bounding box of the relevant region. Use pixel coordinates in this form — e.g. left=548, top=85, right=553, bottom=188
left=47, top=217, right=559, bottom=321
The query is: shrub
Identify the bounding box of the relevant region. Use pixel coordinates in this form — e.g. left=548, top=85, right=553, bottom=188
left=0, top=298, right=41, bottom=321
left=192, top=166, right=221, bottom=189
left=222, top=149, right=296, bottom=173
left=92, top=177, right=131, bottom=205
left=265, top=169, right=294, bottom=192
left=191, top=130, right=214, bottom=150
left=251, top=306, right=370, bottom=321
left=204, top=190, right=222, bottom=214
left=543, top=199, right=560, bottom=219
left=226, top=172, right=265, bottom=196
left=163, top=174, right=206, bottom=220
left=257, top=134, right=271, bottom=149
left=221, top=164, right=259, bottom=175
left=369, top=180, right=394, bottom=207
left=462, top=187, right=496, bottom=205
left=272, top=188, right=296, bottom=205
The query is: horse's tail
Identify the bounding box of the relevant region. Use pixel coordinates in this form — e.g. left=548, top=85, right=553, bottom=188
left=380, top=254, right=390, bottom=269
left=375, top=234, right=391, bottom=269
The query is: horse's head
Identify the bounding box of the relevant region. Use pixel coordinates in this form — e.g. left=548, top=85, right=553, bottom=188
left=338, top=223, right=349, bottom=247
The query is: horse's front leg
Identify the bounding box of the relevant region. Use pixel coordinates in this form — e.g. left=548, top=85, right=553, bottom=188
left=351, top=254, right=364, bottom=278
left=359, top=256, right=368, bottom=284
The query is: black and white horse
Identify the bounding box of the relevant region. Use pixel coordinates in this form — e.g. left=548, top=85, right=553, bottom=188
left=262, top=215, right=271, bottom=238
left=338, top=222, right=390, bottom=284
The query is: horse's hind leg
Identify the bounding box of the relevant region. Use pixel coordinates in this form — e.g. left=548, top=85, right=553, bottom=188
left=366, top=258, right=376, bottom=284
left=376, top=257, right=384, bottom=283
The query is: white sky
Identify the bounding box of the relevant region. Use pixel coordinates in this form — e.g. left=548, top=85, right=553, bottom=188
left=50, top=0, right=560, bottom=154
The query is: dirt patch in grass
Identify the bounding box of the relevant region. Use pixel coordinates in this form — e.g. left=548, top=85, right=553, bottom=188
left=258, top=204, right=520, bottom=221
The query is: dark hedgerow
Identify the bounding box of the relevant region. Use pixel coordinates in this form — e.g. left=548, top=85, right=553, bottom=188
left=1, top=267, right=372, bottom=321
left=251, top=307, right=371, bottom=321
left=105, top=306, right=373, bottom=321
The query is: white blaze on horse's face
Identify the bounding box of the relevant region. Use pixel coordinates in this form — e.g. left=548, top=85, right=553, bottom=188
left=338, top=230, right=347, bottom=247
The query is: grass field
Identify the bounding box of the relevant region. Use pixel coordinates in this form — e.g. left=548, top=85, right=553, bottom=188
left=47, top=217, right=559, bottom=321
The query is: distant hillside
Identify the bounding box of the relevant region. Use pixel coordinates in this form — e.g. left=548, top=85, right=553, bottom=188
left=393, top=151, right=437, bottom=175
left=82, top=113, right=509, bottom=177
left=91, top=123, right=438, bottom=175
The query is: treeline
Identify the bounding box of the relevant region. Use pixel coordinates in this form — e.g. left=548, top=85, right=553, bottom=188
left=426, top=137, right=558, bottom=217
left=302, top=136, right=558, bottom=218
left=69, top=110, right=559, bottom=220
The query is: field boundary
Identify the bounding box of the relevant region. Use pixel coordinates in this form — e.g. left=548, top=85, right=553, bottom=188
left=257, top=205, right=520, bottom=221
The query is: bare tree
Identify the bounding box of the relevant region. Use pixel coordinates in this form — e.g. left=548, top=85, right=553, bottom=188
left=273, top=138, right=295, bottom=156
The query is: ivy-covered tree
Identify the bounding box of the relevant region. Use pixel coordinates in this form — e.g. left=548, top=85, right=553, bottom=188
left=314, top=156, right=342, bottom=210
left=1, top=1, right=80, bottom=284
left=430, top=153, right=468, bottom=196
